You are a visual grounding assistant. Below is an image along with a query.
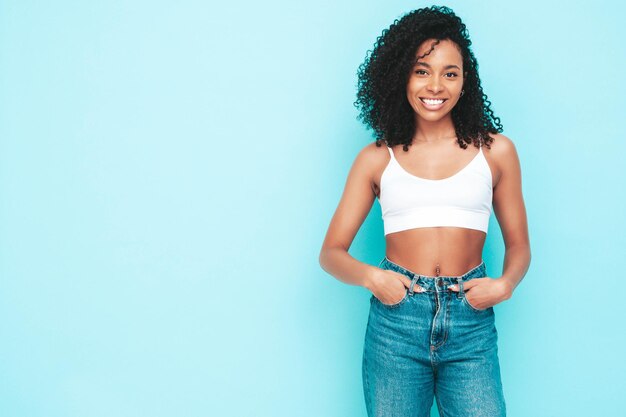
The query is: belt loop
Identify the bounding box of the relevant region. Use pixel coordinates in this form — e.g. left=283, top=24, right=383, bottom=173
left=458, top=279, right=464, bottom=299
left=408, top=275, right=418, bottom=295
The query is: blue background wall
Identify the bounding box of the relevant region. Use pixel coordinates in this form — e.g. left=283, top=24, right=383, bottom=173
left=1, top=1, right=624, bottom=416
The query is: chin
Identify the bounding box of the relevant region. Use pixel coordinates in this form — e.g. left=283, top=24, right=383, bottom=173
left=417, top=113, right=450, bottom=122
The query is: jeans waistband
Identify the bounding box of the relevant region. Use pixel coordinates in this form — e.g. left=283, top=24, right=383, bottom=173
left=379, top=256, right=486, bottom=283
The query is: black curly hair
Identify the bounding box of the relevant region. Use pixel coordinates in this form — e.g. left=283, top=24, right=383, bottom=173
left=354, top=5, right=503, bottom=151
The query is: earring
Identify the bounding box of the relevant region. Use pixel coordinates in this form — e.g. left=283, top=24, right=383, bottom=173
left=460, top=90, right=465, bottom=97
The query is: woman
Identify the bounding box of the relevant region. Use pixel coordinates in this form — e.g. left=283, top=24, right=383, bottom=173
left=318, top=6, right=531, bottom=417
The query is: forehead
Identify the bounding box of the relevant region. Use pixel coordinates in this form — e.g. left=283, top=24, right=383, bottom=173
left=414, top=39, right=462, bottom=63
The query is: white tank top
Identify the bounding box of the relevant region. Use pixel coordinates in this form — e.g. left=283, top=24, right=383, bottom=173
left=379, top=145, right=493, bottom=236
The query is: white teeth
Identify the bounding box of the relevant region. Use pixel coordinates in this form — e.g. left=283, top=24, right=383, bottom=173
left=421, top=98, right=445, bottom=105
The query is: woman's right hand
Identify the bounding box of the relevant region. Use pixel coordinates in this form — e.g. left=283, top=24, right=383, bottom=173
left=369, top=269, right=423, bottom=305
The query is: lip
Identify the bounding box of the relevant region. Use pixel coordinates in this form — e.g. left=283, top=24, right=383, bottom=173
left=419, top=97, right=447, bottom=111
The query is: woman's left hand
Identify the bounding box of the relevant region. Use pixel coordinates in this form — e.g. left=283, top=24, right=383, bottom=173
left=448, top=277, right=512, bottom=310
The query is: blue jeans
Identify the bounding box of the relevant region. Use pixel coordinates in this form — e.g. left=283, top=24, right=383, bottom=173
left=362, top=257, right=506, bottom=417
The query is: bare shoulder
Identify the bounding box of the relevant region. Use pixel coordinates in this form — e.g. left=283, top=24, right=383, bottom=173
left=484, top=133, right=517, bottom=159
left=352, top=141, right=391, bottom=176
left=319, top=141, right=389, bottom=250
left=483, top=133, right=521, bottom=187
left=354, top=141, right=392, bottom=194
left=358, top=140, right=391, bottom=162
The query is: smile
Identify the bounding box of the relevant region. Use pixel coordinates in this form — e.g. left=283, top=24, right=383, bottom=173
left=419, top=97, right=447, bottom=110
left=420, top=98, right=446, bottom=104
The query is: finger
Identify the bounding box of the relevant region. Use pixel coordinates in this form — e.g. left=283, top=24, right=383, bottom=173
left=392, top=273, right=412, bottom=289
left=463, top=279, right=480, bottom=290
left=394, top=273, right=425, bottom=293
left=449, top=279, right=475, bottom=292
left=410, top=280, right=427, bottom=293
left=407, top=280, right=425, bottom=293
left=448, top=275, right=489, bottom=291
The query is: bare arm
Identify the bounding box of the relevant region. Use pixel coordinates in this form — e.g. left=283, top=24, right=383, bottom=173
left=318, top=143, right=381, bottom=290
left=491, top=134, right=532, bottom=298
left=450, top=134, right=531, bottom=308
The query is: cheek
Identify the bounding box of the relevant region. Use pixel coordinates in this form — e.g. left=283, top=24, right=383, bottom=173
left=406, top=77, right=424, bottom=92
left=406, top=87, right=417, bottom=103
left=406, top=84, right=423, bottom=103
left=446, top=79, right=461, bottom=91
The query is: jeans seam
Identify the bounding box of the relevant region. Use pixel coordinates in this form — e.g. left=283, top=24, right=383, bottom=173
left=462, top=293, right=487, bottom=312
left=432, top=296, right=450, bottom=350
left=436, top=392, right=447, bottom=417
left=443, top=300, right=450, bottom=346
left=362, top=355, right=371, bottom=414
left=378, top=289, right=408, bottom=308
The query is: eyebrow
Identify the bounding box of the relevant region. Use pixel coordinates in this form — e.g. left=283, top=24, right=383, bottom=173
left=415, top=62, right=461, bottom=70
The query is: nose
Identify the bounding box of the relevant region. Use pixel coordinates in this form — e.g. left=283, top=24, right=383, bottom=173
left=427, top=77, right=443, bottom=94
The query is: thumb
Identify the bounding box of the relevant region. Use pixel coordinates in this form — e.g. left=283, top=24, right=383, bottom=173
left=448, top=281, right=470, bottom=292
left=398, top=274, right=413, bottom=289
left=463, top=279, right=479, bottom=290
left=394, top=273, right=423, bottom=293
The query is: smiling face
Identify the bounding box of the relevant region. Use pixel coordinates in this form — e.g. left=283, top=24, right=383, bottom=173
left=406, top=38, right=465, bottom=124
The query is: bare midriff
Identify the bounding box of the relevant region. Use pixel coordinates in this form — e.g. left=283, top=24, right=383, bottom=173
left=385, top=227, right=486, bottom=277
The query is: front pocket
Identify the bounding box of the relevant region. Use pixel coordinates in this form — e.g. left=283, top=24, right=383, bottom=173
left=462, top=293, right=487, bottom=312
left=378, top=289, right=409, bottom=308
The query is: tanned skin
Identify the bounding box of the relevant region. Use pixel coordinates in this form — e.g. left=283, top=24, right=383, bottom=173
left=319, top=39, right=531, bottom=309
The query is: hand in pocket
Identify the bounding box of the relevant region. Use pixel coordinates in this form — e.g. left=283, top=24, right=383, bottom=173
left=448, top=277, right=511, bottom=309
left=370, top=269, right=423, bottom=305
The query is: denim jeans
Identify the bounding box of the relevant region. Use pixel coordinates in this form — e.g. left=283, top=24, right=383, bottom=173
left=362, top=256, right=506, bottom=417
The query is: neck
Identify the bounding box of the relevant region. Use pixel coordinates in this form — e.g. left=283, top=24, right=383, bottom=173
left=413, top=115, right=456, bottom=143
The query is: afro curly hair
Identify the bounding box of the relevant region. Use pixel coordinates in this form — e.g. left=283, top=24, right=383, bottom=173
left=354, top=5, right=503, bottom=151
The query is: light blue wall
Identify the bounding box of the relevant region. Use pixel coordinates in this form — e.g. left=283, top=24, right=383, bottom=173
left=1, top=1, right=624, bottom=416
